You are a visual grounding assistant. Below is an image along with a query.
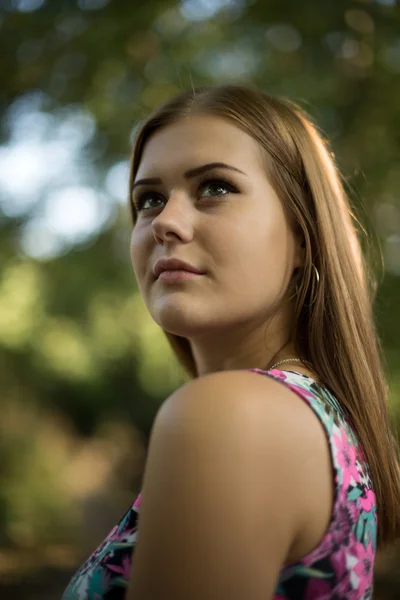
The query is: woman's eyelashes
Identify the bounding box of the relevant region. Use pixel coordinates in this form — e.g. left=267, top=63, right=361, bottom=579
left=132, top=176, right=239, bottom=213
left=197, top=175, right=238, bottom=199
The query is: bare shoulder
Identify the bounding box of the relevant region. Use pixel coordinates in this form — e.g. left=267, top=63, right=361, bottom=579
left=161, top=368, right=323, bottom=436
left=127, top=369, right=333, bottom=599
left=179, top=369, right=334, bottom=562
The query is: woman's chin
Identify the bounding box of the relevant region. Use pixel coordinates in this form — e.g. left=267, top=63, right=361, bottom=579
left=155, top=318, right=203, bottom=338
left=151, top=308, right=208, bottom=338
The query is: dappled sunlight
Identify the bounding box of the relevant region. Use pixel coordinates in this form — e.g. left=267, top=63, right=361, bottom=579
left=0, top=97, right=116, bottom=260
left=0, top=262, right=44, bottom=348
left=36, top=317, right=97, bottom=382
left=87, top=293, right=136, bottom=362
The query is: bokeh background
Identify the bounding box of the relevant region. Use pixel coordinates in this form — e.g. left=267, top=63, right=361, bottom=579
left=1, top=0, right=400, bottom=597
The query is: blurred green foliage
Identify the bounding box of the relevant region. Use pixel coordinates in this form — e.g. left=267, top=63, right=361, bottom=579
left=1, top=0, right=400, bottom=595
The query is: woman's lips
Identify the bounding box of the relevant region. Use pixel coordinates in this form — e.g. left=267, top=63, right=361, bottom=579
left=157, top=270, right=203, bottom=282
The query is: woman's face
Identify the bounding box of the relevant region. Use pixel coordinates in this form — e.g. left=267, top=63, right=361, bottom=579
left=130, top=114, right=304, bottom=339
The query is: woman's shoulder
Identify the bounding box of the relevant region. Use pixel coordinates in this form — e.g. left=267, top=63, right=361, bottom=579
left=167, top=367, right=328, bottom=427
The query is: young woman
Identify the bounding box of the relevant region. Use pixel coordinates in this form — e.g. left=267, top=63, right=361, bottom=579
left=62, top=84, right=400, bottom=599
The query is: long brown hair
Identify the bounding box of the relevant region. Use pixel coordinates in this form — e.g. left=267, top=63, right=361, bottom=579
left=128, top=84, right=400, bottom=551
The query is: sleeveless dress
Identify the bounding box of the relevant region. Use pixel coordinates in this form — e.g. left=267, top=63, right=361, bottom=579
left=62, top=369, right=378, bottom=600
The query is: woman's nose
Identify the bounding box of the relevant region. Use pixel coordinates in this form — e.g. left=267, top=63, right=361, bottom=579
left=151, top=190, right=195, bottom=242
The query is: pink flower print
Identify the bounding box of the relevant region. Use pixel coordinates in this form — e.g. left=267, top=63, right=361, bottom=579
left=329, top=503, right=354, bottom=552
left=253, top=368, right=288, bottom=383
left=285, top=382, right=315, bottom=402
left=360, top=489, right=375, bottom=512
left=305, top=578, right=334, bottom=600
left=333, top=428, right=359, bottom=489
left=268, top=369, right=287, bottom=381
left=352, top=538, right=375, bottom=598
left=331, top=543, right=348, bottom=579
left=268, top=371, right=316, bottom=401
left=249, top=370, right=315, bottom=402
left=106, top=555, right=132, bottom=582
left=133, top=493, right=142, bottom=509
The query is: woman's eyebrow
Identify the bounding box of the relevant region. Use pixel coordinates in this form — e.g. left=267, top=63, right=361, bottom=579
left=131, top=162, right=247, bottom=192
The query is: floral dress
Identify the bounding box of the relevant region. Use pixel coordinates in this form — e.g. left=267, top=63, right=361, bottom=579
left=62, top=369, right=378, bottom=599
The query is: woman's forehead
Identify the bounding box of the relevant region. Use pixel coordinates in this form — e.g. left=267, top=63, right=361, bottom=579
left=136, top=115, right=265, bottom=177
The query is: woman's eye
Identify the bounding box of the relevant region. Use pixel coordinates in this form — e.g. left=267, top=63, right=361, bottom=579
left=134, top=193, right=164, bottom=212
left=200, top=180, right=235, bottom=198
